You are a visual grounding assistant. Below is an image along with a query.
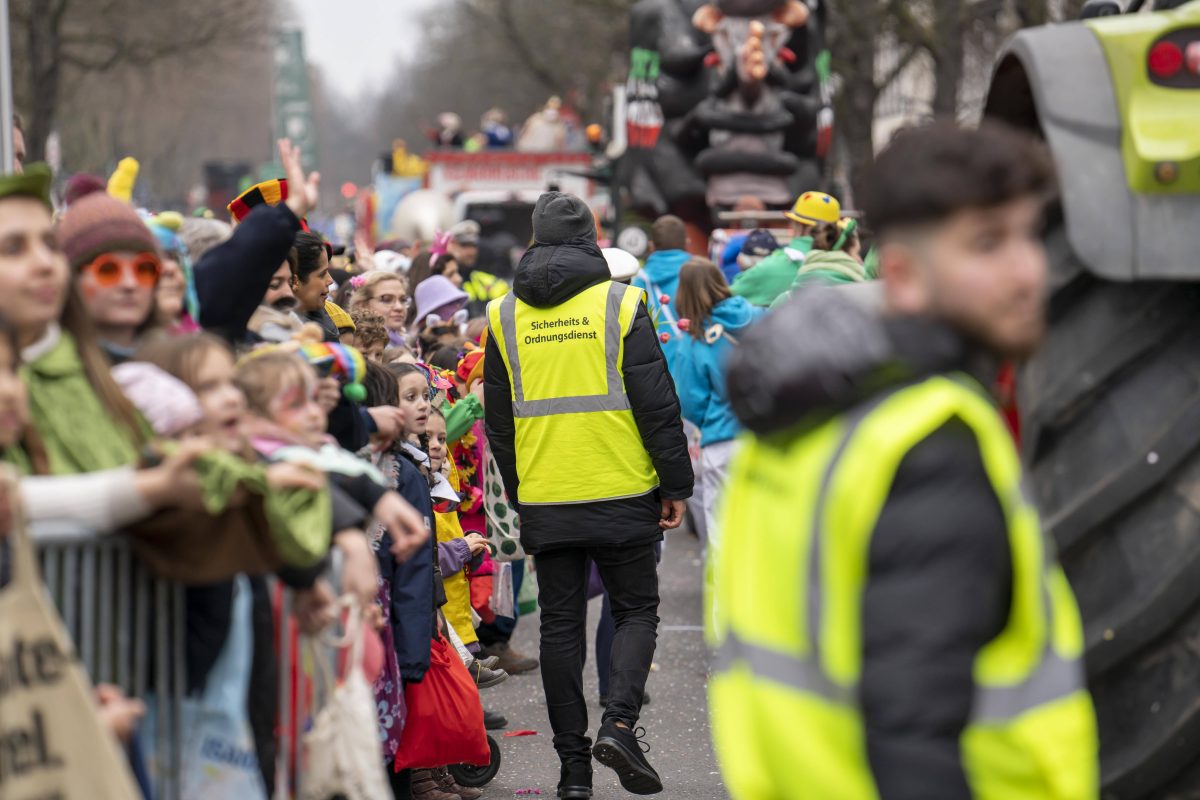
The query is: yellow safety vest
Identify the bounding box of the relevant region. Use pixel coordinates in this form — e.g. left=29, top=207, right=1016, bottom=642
left=436, top=461, right=478, bottom=646
left=465, top=271, right=510, bottom=304
left=709, top=374, right=1098, bottom=800
left=487, top=281, right=659, bottom=505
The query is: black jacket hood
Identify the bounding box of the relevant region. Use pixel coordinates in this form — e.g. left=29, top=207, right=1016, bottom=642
left=728, top=286, right=983, bottom=436
left=513, top=238, right=610, bottom=308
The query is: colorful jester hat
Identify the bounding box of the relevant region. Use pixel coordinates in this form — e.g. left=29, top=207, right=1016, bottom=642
left=299, top=341, right=369, bottom=403
left=414, top=361, right=456, bottom=402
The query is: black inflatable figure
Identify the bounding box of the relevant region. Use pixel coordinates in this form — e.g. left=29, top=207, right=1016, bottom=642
left=617, top=0, right=828, bottom=238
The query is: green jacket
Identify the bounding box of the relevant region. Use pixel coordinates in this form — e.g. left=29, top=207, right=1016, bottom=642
left=730, top=236, right=812, bottom=307
left=22, top=329, right=144, bottom=475
left=770, top=250, right=872, bottom=310
left=793, top=250, right=870, bottom=288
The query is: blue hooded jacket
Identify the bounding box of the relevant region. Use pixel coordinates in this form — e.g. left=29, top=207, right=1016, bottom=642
left=674, top=296, right=767, bottom=447
left=720, top=234, right=747, bottom=284
left=632, top=249, right=692, bottom=372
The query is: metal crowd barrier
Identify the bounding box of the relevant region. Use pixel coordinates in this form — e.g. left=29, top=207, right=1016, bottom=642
left=26, top=524, right=338, bottom=800
left=275, top=548, right=343, bottom=800
left=34, top=524, right=186, bottom=800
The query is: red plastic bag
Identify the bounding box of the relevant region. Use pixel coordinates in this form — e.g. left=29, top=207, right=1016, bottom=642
left=394, top=634, right=491, bottom=770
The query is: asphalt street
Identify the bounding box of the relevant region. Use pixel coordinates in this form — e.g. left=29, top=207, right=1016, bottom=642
left=480, top=529, right=729, bottom=799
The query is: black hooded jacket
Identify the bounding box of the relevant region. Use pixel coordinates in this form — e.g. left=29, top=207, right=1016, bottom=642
left=195, top=204, right=302, bottom=344
left=728, top=287, right=1012, bottom=800
left=484, top=238, right=693, bottom=554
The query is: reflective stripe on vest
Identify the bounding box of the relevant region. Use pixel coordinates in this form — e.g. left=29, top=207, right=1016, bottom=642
left=498, top=283, right=630, bottom=418
left=710, top=374, right=1097, bottom=800
left=487, top=280, right=659, bottom=506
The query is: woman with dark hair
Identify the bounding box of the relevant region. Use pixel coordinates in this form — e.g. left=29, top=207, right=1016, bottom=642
left=291, top=231, right=340, bottom=341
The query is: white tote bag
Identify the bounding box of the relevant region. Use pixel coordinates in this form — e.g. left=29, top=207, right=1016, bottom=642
left=300, top=596, right=391, bottom=800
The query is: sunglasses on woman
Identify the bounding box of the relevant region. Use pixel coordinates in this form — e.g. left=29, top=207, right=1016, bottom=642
left=82, top=252, right=162, bottom=288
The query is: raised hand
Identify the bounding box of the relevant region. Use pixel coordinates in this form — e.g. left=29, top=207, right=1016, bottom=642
left=278, top=138, right=320, bottom=221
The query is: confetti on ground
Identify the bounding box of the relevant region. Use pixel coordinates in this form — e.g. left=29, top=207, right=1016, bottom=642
left=504, top=729, right=539, bottom=737
left=515, top=789, right=543, bottom=795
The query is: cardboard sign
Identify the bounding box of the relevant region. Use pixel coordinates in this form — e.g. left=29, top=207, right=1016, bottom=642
left=0, top=466, right=139, bottom=799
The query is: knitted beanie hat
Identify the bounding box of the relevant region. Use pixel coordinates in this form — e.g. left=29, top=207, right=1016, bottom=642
left=62, top=173, right=106, bottom=207
left=58, top=192, right=159, bottom=270
left=531, top=191, right=596, bottom=245
left=111, top=362, right=205, bottom=438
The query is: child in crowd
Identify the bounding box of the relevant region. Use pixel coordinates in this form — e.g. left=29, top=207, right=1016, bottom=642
left=425, top=408, right=490, bottom=663
left=141, top=334, right=422, bottom=611
left=674, top=257, right=766, bottom=546
left=117, top=336, right=341, bottom=797
left=350, top=308, right=390, bottom=364
left=361, top=362, right=436, bottom=797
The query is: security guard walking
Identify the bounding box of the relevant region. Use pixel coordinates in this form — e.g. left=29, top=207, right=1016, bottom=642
left=712, top=123, right=1098, bottom=799
left=485, top=192, right=693, bottom=799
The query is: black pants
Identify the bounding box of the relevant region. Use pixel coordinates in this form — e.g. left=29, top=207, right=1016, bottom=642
left=535, top=543, right=660, bottom=765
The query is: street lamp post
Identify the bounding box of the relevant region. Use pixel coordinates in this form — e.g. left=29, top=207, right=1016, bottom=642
left=0, top=0, right=13, bottom=173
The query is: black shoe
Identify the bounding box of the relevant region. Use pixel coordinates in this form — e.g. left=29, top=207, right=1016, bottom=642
left=558, top=762, right=593, bottom=799
left=598, top=690, right=652, bottom=708
left=592, top=721, right=662, bottom=795
left=483, top=709, right=508, bottom=730
left=469, top=659, right=510, bottom=689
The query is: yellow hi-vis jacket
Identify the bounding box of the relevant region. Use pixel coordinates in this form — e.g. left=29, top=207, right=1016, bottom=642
left=709, top=373, right=1098, bottom=800
left=487, top=281, right=658, bottom=505
left=435, top=460, right=478, bottom=646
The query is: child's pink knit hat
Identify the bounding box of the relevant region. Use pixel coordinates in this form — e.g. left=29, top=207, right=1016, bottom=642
left=112, top=362, right=205, bottom=438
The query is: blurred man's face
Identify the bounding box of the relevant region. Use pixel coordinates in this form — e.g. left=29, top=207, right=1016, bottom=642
left=449, top=240, right=478, bottom=268
left=881, top=196, right=1048, bottom=360
left=12, top=126, right=25, bottom=174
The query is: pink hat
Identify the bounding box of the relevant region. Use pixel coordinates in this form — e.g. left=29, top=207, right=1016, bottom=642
left=112, top=362, right=205, bottom=437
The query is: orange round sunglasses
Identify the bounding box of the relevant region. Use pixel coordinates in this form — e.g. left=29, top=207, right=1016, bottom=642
left=82, top=252, right=162, bottom=288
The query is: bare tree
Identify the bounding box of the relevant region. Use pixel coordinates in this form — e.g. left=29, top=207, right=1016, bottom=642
left=8, top=0, right=269, bottom=163
left=827, top=0, right=925, bottom=199
left=827, top=0, right=1065, bottom=195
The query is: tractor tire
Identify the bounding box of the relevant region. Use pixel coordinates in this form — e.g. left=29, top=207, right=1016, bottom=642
left=1021, top=226, right=1200, bottom=799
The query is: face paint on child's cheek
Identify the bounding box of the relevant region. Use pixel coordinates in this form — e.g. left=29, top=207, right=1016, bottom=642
left=274, top=383, right=306, bottom=410
left=270, top=384, right=309, bottom=430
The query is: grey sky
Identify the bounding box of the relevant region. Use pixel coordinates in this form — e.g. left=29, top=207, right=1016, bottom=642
left=292, top=0, right=437, bottom=97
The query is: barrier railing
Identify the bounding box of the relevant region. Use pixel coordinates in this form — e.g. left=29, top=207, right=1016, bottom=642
left=26, top=524, right=335, bottom=800
left=34, top=524, right=186, bottom=800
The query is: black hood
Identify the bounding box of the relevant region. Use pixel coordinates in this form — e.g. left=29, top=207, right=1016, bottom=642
left=728, top=286, right=983, bottom=436
left=513, top=238, right=611, bottom=308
